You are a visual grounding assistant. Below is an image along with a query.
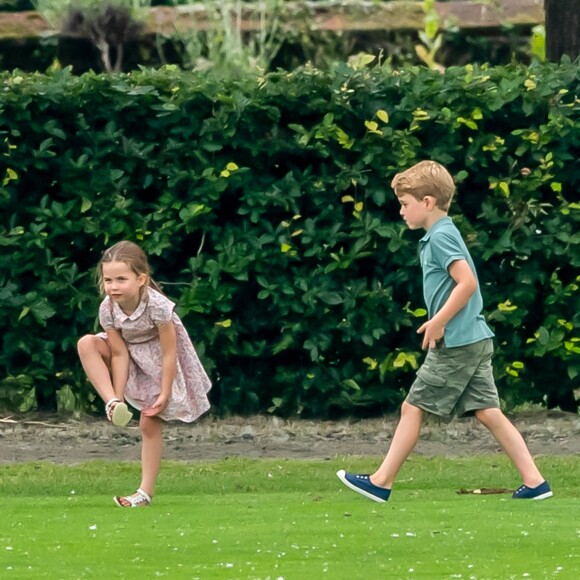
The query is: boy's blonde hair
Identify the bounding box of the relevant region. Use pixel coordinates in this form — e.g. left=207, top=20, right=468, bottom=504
left=391, top=160, right=455, bottom=211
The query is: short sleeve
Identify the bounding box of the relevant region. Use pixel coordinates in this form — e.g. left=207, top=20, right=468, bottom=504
left=148, top=291, right=175, bottom=327
left=98, top=297, right=114, bottom=330
left=431, top=230, right=466, bottom=272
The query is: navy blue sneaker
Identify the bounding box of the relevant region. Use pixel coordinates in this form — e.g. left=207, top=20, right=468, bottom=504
left=512, top=481, right=553, bottom=500
left=336, top=470, right=391, bottom=503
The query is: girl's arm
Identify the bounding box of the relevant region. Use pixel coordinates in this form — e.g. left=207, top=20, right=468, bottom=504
left=105, top=328, right=130, bottom=400
left=417, top=259, right=477, bottom=350
left=142, top=321, right=177, bottom=416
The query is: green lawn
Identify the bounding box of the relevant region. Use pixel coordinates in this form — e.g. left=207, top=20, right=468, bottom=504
left=1, top=456, right=579, bottom=579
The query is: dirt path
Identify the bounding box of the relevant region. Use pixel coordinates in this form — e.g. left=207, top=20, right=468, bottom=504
left=1, top=411, right=578, bottom=464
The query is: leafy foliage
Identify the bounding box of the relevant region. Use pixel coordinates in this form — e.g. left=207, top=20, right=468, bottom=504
left=0, top=60, right=579, bottom=415
left=175, top=0, right=286, bottom=77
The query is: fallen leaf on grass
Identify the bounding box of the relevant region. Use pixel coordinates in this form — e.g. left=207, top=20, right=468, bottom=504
left=456, top=488, right=513, bottom=495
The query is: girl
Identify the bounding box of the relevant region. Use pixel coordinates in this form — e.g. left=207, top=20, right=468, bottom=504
left=77, top=240, right=211, bottom=507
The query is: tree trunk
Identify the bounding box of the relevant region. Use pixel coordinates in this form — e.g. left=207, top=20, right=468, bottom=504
left=545, top=0, right=580, bottom=61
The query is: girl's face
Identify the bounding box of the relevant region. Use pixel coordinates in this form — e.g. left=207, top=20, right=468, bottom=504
left=398, top=193, right=432, bottom=231
left=102, top=261, right=147, bottom=314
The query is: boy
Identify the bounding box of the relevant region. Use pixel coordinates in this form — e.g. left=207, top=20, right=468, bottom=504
left=337, top=160, right=552, bottom=502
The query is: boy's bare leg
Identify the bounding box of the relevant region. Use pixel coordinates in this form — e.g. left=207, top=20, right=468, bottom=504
left=475, top=408, right=544, bottom=487
left=370, top=401, right=423, bottom=489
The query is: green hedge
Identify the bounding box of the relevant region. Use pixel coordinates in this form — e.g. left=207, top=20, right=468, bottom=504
left=1, top=60, right=579, bottom=416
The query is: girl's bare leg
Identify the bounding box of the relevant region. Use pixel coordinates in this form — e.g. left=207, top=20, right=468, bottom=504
left=138, top=415, right=163, bottom=499
left=475, top=408, right=544, bottom=487
left=371, top=401, right=423, bottom=489
left=77, top=335, right=116, bottom=403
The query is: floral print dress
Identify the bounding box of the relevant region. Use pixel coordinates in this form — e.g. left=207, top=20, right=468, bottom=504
left=98, top=287, right=211, bottom=422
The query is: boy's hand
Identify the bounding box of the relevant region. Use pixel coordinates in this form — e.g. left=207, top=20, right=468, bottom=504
left=417, top=320, right=445, bottom=350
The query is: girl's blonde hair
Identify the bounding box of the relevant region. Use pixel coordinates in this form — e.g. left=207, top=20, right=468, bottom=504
left=97, top=240, right=162, bottom=294
left=391, top=160, right=456, bottom=211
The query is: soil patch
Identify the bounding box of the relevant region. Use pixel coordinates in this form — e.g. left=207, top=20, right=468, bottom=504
left=1, top=411, right=578, bottom=464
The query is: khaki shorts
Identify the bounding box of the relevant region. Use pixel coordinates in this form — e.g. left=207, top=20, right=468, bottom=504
left=406, top=338, right=500, bottom=418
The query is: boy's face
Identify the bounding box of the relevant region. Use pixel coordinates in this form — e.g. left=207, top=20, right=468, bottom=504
left=397, top=194, right=431, bottom=230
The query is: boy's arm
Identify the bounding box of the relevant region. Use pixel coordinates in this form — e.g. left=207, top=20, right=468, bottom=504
left=417, top=259, right=477, bottom=350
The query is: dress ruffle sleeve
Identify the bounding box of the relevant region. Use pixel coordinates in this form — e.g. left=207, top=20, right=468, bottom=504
left=98, top=297, right=114, bottom=330
left=148, top=292, right=175, bottom=327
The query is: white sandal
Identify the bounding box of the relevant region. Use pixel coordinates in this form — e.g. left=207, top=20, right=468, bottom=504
left=105, top=398, right=133, bottom=427
left=113, top=488, right=152, bottom=508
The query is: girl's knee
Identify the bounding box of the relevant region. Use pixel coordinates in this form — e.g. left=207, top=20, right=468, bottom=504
left=77, top=334, right=97, bottom=354
left=140, top=415, right=162, bottom=438
left=77, top=334, right=109, bottom=359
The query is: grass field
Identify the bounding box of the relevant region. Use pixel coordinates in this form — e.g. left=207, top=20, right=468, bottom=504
left=1, top=456, right=579, bottom=579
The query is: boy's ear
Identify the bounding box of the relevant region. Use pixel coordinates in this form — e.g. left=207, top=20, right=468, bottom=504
left=424, top=195, right=437, bottom=210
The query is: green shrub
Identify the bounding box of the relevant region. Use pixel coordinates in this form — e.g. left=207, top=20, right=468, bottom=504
left=0, top=60, right=578, bottom=416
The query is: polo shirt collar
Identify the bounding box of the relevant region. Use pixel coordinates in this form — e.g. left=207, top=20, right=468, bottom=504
left=420, top=216, right=452, bottom=244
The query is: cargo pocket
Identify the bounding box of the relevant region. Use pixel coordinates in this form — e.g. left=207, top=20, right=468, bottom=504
left=416, top=367, right=447, bottom=387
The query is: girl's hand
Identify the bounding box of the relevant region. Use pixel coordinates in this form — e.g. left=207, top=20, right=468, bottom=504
left=142, top=394, right=169, bottom=416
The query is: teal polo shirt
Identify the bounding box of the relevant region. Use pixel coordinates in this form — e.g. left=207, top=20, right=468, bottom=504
left=419, top=216, right=494, bottom=348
